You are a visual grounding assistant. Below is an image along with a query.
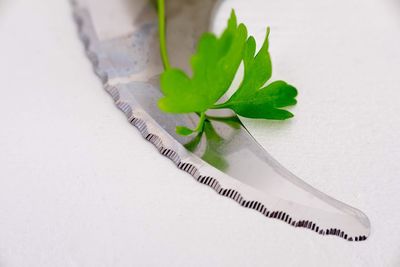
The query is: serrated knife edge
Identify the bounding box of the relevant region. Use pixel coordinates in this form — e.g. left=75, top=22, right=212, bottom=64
left=72, top=0, right=369, bottom=242
left=106, top=82, right=367, bottom=242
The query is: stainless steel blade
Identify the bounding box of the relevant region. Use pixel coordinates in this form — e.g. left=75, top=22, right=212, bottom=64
left=71, top=0, right=370, bottom=241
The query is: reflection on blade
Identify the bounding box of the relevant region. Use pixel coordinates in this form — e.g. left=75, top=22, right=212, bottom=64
left=72, top=0, right=370, bottom=241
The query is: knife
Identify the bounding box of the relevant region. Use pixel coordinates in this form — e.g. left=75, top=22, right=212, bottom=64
left=71, top=0, right=370, bottom=241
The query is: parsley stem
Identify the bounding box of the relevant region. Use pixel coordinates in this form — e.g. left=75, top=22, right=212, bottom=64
left=194, top=112, right=206, bottom=132
left=157, top=0, right=171, bottom=70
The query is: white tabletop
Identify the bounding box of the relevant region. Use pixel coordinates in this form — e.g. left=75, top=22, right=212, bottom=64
left=0, top=0, right=399, bottom=266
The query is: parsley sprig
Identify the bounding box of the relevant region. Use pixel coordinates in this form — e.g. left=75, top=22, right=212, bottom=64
left=157, top=0, right=298, bottom=136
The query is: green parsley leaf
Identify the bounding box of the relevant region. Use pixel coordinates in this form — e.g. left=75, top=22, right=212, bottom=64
left=219, top=80, right=298, bottom=120
left=214, top=28, right=298, bottom=120
left=176, top=126, right=195, bottom=136
left=158, top=10, right=248, bottom=113
left=156, top=4, right=298, bottom=135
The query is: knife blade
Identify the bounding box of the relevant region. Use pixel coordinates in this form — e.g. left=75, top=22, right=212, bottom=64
left=71, top=0, right=370, bottom=241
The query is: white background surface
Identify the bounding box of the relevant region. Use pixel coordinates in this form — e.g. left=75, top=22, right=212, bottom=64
left=0, top=0, right=399, bottom=266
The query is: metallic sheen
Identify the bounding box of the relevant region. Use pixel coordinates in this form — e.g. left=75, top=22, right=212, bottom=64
left=72, top=0, right=370, bottom=241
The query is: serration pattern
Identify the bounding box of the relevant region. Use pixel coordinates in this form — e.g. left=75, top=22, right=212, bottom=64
left=72, top=2, right=367, bottom=242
